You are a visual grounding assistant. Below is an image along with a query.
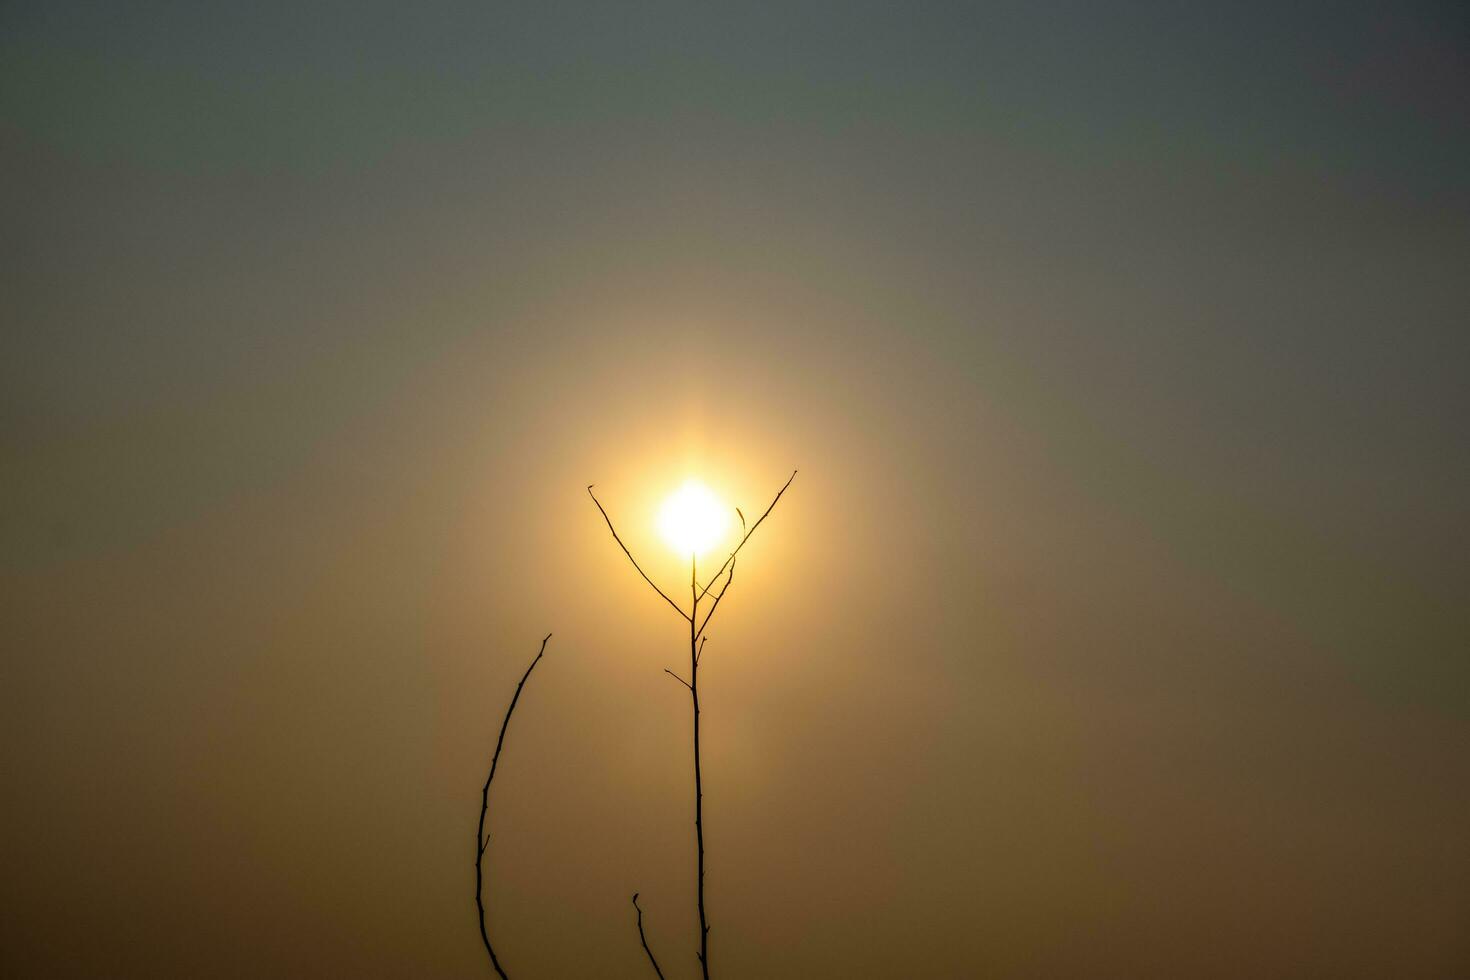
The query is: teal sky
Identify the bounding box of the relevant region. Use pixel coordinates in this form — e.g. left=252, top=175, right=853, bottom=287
left=3, top=3, right=1467, bottom=977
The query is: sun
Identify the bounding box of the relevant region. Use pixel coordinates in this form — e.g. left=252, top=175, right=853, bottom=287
left=657, top=480, right=732, bottom=557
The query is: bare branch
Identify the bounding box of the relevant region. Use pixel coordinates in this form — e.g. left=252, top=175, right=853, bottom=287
left=695, top=636, right=706, bottom=667
left=632, top=893, right=667, bottom=979
left=663, top=668, right=693, bottom=691
left=694, top=558, right=735, bottom=641
left=588, top=485, right=692, bottom=622
left=698, top=469, right=797, bottom=598
left=476, top=633, right=551, bottom=980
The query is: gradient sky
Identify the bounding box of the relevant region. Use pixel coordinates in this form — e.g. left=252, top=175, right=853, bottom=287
left=3, top=3, right=1468, bottom=977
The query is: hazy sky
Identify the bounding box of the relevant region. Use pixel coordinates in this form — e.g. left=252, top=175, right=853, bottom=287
left=3, top=3, right=1468, bottom=977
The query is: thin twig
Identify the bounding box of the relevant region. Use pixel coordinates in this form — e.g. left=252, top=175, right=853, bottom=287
left=476, top=633, right=551, bottom=980
left=632, top=893, right=667, bottom=979
left=664, top=668, right=692, bottom=691
left=698, top=469, right=797, bottom=599
left=588, top=485, right=691, bottom=621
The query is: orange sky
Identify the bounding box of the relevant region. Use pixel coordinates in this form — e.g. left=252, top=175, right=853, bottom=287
left=4, top=2, right=1468, bottom=977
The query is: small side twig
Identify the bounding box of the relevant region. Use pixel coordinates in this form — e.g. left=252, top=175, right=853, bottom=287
left=476, top=633, right=551, bottom=980
left=632, top=893, right=667, bottom=979
left=663, top=668, right=693, bottom=691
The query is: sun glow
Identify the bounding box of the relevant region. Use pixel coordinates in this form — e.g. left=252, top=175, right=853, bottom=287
left=657, top=480, right=731, bottom=557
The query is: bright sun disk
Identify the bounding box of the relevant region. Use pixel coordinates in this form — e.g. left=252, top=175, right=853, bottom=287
left=657, top=480, right=731, bottom=557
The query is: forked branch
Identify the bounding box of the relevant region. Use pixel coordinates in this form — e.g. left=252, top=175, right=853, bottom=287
left=591, top=469, right=797, bottom=980
left=588, top=485, right=692, bottom=621
left=476, top=633, right=551, bottom=980
left=632, top=893, right=667, bottom=979
left=694, top=559, right=735, bottom=640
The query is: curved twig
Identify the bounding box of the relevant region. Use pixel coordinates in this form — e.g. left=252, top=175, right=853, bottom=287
left=632, top=893, right=667, bottom=979
left=476, top=633, right=551, bottom=980
left=588, top=485, right=692, bottom=621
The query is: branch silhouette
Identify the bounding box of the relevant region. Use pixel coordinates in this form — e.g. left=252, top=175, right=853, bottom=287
left=697, top=469, right=796, bottom=599
left=590, top=471, right=796, bottom=979
left=475, top=633, right=551, bottom=980
left=631, top=893, right=667, bottom=979
left=588, top=484, right=691, bottom=621
left=688, top=553, right=710, bottom=979
left=695, top=559, right=735, bottom=641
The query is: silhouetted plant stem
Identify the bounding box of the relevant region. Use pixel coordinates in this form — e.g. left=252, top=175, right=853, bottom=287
left=476, top=633, right=551, bottom=980
left=587, top=472, right=795, bottom=980
left=691, top=553, right=711, bottom=980
left=632, top=893, right=667, bottom=979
